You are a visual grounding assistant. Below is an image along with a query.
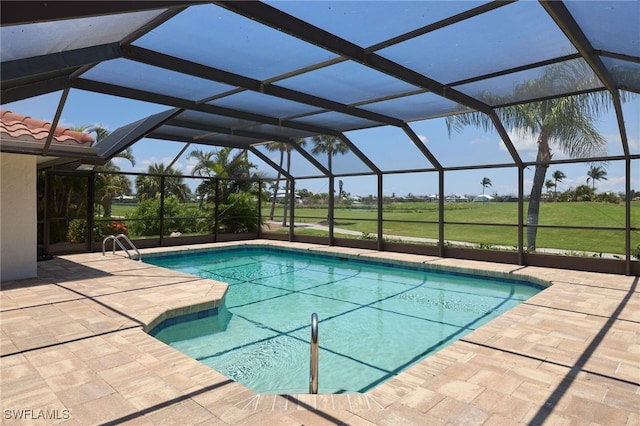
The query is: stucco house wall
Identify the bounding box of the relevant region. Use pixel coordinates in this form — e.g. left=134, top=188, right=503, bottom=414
left=0, top=152, right=37, bottom=281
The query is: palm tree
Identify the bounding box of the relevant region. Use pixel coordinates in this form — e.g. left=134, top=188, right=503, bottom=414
left=213, top=147, right=257, bottom=200
left=446, top=60, right=625, bottom=251
left=265, top=143, right=286, bottom=221
left=264, top=139, right=306, bottom=222
left=187, top=149, right=217, bottom=209
left=135, top=163, right=189, bottom=202
left=311, top=135, right=350, bottom=223
left=310, top=135, right=349, bottom=174
left=187, top=149, right=216, bottom=178
left=94, top=163, right=132, bottom=217
left=74, top=125, right=135, bottom=217
left=545, top=179, right=555, bottom=196
left=75, top=124, right=110, bottom=143
left=74, top=124, right=135, bottom=166
left=187, top=147, right=258, bottom=207
left=481, top=177, right=492, bottom=196
left=551, top=170, right=566, bottom=197
left=586, top=165, right=608, bottom=191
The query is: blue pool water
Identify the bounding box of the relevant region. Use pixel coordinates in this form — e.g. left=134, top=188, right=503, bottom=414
left=146, top=247, right=543, bottom=394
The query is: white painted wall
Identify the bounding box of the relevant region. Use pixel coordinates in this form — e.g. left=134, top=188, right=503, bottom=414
left=1, top=153, right=37, bottom=281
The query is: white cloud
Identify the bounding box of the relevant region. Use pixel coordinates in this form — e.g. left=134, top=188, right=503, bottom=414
left=498, top=128, right=537, bottom=155
left=498, top=128, right=578, bottom=161
left=133, top=156, right=179, bottom=173
left=58, top=118, right=77, bottom=129
left=417, top=134, right=428, bottom=144
left=182, top=156, right=202, bottom=175
left=109, top=157, right=133, bottom=170
left=592, top=175, right=626, bottom=193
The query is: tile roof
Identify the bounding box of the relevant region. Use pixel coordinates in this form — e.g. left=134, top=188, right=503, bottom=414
left=0, top=110, right=94, bottom=145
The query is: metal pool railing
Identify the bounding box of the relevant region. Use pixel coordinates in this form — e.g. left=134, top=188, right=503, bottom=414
left=309, top=312, right=319, bottom=394
left=102, top=234, right=141, bottom=261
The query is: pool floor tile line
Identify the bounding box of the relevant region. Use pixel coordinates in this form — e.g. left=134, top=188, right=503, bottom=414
left=1, top=240, right=639, bottom=425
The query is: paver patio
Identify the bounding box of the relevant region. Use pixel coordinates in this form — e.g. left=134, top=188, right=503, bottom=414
left=1, top=241, right=638, bottom=425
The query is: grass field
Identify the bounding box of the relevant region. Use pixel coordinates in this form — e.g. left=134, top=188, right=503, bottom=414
left=266, top=201, right=639, bottom=255
left=111, top=201, right=639, bottom=255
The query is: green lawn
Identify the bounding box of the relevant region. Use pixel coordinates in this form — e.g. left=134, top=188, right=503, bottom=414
left=109, top=200, right=638, bottom=255
left=265, top=201, right=639, bottom=255
left=110, top=203, right=139, bottom=217
left=110, top=201, right=201, bottom=217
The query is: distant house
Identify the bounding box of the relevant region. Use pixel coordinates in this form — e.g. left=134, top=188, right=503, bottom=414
left=446, top=194, right=470, bottom=202
left=269, top=190, right=301, bottom=203
left=473, top=194, right=494, bottom=202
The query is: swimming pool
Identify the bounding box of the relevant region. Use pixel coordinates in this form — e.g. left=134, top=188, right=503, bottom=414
left=146, top=246, right=544, bottom=394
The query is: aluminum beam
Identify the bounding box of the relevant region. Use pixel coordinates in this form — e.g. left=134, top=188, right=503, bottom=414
left=540, top=0, right=631, bottom=158
left=2, top=43, right=122, bottom=84
left=125, top=46, right=402, bottom=127
left=0, top=1, right=206, bottom=26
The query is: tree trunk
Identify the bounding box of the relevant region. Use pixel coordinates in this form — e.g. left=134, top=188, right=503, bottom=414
left=526, top=132, right=551, bottom=251
left=269, top=150, right=284, bottom=221
left=102, top=196, right=112, bottom=218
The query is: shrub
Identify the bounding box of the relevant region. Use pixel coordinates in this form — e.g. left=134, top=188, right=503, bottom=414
left=125, top=196, right=197, bottom=237
left=557, top=184, right=594, bottom=202
left=67, top=218, right=128, bottom=243
left=67, top=219, right=86, bottom=243
left=595, top=192, right=621, bottom=204
left=216, top=193, right=261, bottom=233
left=632, top=243, right=640, bottom=260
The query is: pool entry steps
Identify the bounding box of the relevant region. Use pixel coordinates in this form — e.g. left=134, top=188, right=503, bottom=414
left=102, top=233, right=141, bottom=261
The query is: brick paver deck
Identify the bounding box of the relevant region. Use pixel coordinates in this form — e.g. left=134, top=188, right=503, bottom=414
left=1, top=241, right=638, bottom=425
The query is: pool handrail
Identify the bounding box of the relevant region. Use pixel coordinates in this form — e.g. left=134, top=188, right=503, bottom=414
left=102, top=234, right=141, bottom=261
left=309, top=312, right=319, bottom=394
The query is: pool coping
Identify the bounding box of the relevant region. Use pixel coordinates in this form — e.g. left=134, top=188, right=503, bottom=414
left=1, top=240, right=638, bottom=425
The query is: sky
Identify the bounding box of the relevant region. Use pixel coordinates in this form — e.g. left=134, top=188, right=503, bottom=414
left=3, top=1, right=639, bottom=199
left=6, top=89, right=639, bottom=199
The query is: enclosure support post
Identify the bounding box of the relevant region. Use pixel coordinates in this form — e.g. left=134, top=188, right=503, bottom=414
left=377, top=173, right=383, bottom=251
left=518, top=166, right=525, bottom=266
left=328, top=176, right=334, bottom=245
left=438, top=170, right=445, bottom=257
left=257, top=180, right=262, bottom=238
left=43, top=172, right=50, bottom=256
left=214, top=178, right=220, bottom=243
left=159, top=175, right=165, bottom=246
left=625, top=158, right=631, bottom=275
left=87, top=172, right=95, bottom=252
left=289, top=179, right=295, bottom=241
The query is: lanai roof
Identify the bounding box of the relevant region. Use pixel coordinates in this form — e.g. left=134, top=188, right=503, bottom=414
left=1, top=1, right=638, bottom=176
